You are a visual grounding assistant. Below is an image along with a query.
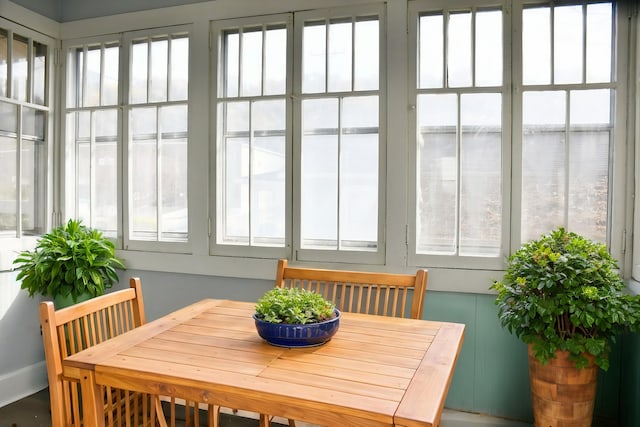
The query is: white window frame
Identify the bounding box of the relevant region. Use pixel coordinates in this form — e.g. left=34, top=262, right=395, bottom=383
left=210, top=14, right=293, bottom=259
left=293, top=4, right=387, bottom=265
left=407, top=0, right=511, bottom=270
left=0, top=16, right=55, bottom=271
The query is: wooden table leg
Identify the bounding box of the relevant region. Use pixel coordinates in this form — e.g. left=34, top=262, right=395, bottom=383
left=79, top=369, right=105, bottom=427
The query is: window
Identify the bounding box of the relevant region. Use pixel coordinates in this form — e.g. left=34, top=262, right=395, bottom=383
left=409, top=2, right=506, bottom=268
left=0, top=25, right=50, bottom=238
left=213, top=5, right=385, bottom=263
left=65, top=27, right=189, bottom=251
left=409, top=0, right=625, bottom=269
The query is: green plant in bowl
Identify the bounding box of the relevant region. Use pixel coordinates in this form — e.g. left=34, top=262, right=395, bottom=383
left=255, top=287, right=336, bottom=324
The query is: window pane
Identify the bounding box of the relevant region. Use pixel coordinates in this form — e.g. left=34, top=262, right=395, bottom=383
left=328, top=20, right=352, bottom=92
left=460, top=93, right=501, bottom=256
left=419, top=15, right=443, bottom=89
left=354, top=18, right=378, bottom=91
left=224, top=31, right=239, bottom=97
left=448, top=12, right=472, bottom=87
left=159, top=105, right=188, bottom=239
left=12, top=35, right=28, bottom=102
left=94, top=109, right=118, bottom=234
left=22, top=107, right=45, bottom=140
left=130, top=107, right=158, bottom=240
left=586, top=3, right=612, bottom=83
left=417, top=94, right=457, bottom=254
left=554, top=5, right=583, bottom=84
left=223, top=137, right=249, bottom=242
left=0, top=30, right=7, bottom=98
left=0, top=135, right=17, bottom=232
left=522, top=91, right=566, bottom=243
left=102, top=45, right=119, bottom=105
left=523, top=7, right=550, bottom=85
left=303, top=22, right=326, bottom=93
left=85, top=47, right=101, bottom=106
left=131, top=41, right=148, bottom=103
left=264, top=27, right=286, bottom=95
left=33, top=42, right=47, bottom=105
left=241, top=29, right=262, bottom=96
left=149, top=39, right=168, bottom=102
left=475, top=10, right=502, bottom=87
left=252, top=135, right=285, bottom=244
left=302, top=98, right=338, bottom=248
left=169, top=37, right=189, bottom=101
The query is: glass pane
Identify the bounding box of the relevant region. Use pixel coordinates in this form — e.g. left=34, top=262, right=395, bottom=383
left=169, top=36, right=189, bottom=101
left=303, top=22, right=326, bottom=93
left=12, top=35, right=28, bottom=102
left=77, top=140, right=90, bottom=222
left=342, top=95, right=377, bottom=128
left=0, top=135, right=17, bottom=232
left=160, top=137, right=188, bottom=239
left=22, top=107, right=45, bottom=140
left=448, top=12, right=472, bottom=87
left=460, top=93, right=501, bottom=256
left=102, top=44, right=119, bottom=105
left=419, top=15, right=443, bottom=89
left=222, top=137, right=249, bottom=243
left=130, top=107, right=157, bottom=239
left=224, top=31, right=239, bottom=97
left=252, top=136, right=285, bottom=245
left=302, top=98, right=339, bottom=248
left=0, top=30, right=7, bottom=98
left=149, top=39, right=168, bottom=102
left=586, top=3, right=612, bottom=83
left=354, top=18, right=378, bottom=91
left=417, top=93, right=457, bottom=254
left=264, top=27, right=286, bottom=96
left=93, top=109, right=118, bottom=235
left=70, top=48, right=84, bottom=108
left=522, top=91, right=566, bottom=243
left=475, top=10, right=502, bottom=87
left=225, top=101, right=249, bottom=133
left=131, top=41, right=148, bottom=103
left=340, top=133, right=377, bottom=249
left=0, top=101, right=18, bottom=133
left=85, top=47, right=101, bottom=107
left=21, top=138, right=44, bottom=234
left=328, top=20, right=352, bottom=92
left=241, top=28, right=262, bottom=96
left=523, top=7, right=550, bottom=85
left=33, top=42, right=47, bottom=105
left=554, top=5, right=583, bottom=84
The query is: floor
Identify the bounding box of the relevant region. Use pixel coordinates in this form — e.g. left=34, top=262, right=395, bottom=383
left=0, top=388, right=532, bottom=427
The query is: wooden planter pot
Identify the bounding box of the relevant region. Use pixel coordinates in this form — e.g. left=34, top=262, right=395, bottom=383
left=528, top=345, right=598, bottom=427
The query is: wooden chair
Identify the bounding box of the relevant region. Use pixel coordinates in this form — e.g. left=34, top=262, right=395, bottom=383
left=39, top=277, right=214, bottom=427
left=258, top=259, right=429, bottom=427
left=275, top=259, right=428, bottom=320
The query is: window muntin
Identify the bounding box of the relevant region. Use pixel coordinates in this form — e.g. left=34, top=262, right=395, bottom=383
left=216, top=23, right=288, bottom=248
left=0, top=27, right=49, bottom=238
left=128, top=34, right=189, bottom=243
left=521, top=2, right=613, bottom=244
left=299, top=15, right=381, bottom=253
left=414, top=7, right=504, bottom=259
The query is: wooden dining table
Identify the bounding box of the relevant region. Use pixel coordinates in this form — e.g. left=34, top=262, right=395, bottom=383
left=63, top=299, right=465, bottom=427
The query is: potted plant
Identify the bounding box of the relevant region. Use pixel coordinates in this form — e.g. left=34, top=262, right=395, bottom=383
left=490, top=227, right=640, bottom=426
left=253, top=287, right=340, bottom=347
left=13, top=218, right=126, bottom=308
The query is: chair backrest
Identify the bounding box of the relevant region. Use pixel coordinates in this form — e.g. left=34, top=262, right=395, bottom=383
left=39, top=277, right=151, bottom=427
left=274, top=259, right=428, bottom=319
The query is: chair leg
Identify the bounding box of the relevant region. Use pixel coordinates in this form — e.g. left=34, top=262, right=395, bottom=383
left=259, top=413, right=270, bottom=427
left=288, top=419, right=296, bottom=427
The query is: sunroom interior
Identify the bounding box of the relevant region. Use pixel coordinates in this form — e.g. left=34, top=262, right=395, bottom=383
left=1, top=0, right=640, bottom=425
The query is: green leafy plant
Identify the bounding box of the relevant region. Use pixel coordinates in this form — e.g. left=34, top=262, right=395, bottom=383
left=491, top=227, right=640, bottom=370
left=255, top=287, right=336, bottom=324
left=13, top=219, right=126, bottom=303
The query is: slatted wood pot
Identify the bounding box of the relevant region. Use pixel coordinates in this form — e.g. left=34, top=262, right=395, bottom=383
left=528, top=344, right=598, bottom=427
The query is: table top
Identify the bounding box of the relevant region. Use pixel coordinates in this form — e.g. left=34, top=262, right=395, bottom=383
left=64, top=299, right=465, bottom=427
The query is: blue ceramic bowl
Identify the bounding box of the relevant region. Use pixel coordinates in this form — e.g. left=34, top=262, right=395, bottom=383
left=253, top=309, right=341, bottom=347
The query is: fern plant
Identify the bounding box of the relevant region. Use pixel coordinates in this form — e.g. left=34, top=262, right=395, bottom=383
left=491, top=227, right=640, bottom=370
left=13, top=219, right=125, bottom=303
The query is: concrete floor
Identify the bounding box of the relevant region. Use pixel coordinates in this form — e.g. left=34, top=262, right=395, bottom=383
left=0, top=388, right=532, bottom=427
